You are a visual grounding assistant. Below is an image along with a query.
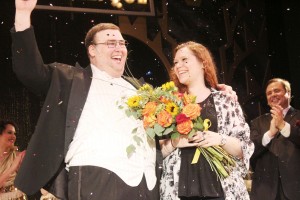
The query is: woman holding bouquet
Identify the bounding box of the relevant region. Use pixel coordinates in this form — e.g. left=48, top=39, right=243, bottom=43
left=160, top=41, right=254, bottom=200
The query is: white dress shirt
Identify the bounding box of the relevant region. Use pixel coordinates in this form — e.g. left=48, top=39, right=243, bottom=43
left=65, top=65, right=157, bottom=190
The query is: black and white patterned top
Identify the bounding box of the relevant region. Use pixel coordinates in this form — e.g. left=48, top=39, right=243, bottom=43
left=160, top=90, right=254, bottom=200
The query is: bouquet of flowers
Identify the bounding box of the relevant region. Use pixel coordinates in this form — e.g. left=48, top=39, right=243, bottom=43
left=119, top=81, right=235, bottom=180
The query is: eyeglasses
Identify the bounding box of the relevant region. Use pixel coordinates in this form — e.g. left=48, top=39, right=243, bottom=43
left=93, top=40, right=129, bottom=48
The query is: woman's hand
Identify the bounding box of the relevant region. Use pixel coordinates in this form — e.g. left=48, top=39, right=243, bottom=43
left=172, top=131, right=205, bottom=148
left=196, top=131, right=223, bottom=148
left=217, top=84, right=238, bottom=101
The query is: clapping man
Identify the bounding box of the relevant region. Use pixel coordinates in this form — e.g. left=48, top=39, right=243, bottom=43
left=250, top=78, right=300, bottom=200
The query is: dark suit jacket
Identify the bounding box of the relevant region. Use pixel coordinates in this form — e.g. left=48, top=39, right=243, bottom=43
left=250, top=107, right=300, bottom=200
left=11, top=27, right=162, bottom=198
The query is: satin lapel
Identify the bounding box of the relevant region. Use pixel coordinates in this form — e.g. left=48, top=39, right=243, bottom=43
left=263, top=113, right=272, bottom=131
left=284, top=107, right=296, bottom=122
left=64, top=65, right=92, bottom=155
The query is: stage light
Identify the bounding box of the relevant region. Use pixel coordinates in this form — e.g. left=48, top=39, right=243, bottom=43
left=137, top=0, right=147, bottom=4
left=125, top=0, right=135, bottom=4
left=111, top=0, right=147, bottom=8
left=111, top=0, right=123, bottom=8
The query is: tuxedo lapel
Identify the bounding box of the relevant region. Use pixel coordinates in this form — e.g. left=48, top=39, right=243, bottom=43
left=64, top=65, right=92, bottom=155
left=284, top=107, right=296, bottom=123
left=260, top=113, right=272, bottom=134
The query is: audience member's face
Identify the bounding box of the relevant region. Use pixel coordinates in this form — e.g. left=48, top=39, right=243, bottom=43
left=266, top=81, right=290, bottom=108
left=0, top=124, right=16, bottom=149
left=173, top=47, right=204, bottom=86
left=89, top=29, right=128, bottom=78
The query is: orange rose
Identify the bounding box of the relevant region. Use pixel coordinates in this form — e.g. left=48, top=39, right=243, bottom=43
left=157, top=110, right=173, bottom=127
left=142, top=102, right=157, bottom=116
left=182, top=104, right=201, bottom=120
left=176, top=120, right=193, bottom=135
left=143, top=114, right=156, bottom=128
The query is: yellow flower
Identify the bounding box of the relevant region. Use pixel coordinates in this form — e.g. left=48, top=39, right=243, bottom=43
left=127, top=96, right=142, bottom=108
left=161, top=81, right=176, bottom=91
left=165, top=102, right=179, bottom=117
left=139, top=83, right=153, bottom=92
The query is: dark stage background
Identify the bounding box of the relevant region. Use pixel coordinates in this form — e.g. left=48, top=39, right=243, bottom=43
left=0, top=0, right=300, bottom=198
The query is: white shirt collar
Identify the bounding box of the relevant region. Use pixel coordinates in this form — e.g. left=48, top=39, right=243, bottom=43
left=283, top=105, right=291, bottom=117
left=90, top=64, right=115, bottom=80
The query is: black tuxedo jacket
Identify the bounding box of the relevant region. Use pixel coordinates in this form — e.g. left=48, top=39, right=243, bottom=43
left=250, top=107, right=300, bottom=200
left=11, top=27, right=161, bottom=197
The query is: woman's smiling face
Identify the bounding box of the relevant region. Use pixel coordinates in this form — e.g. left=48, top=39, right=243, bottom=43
left=173, top=47, right=204, bottom=86
left=0, top=124, right=16, bottom=150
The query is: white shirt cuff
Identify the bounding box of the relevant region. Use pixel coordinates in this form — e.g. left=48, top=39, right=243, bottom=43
left=280, top=122, right=290, bottom=137
left=262, top=131, right=274, bottom=146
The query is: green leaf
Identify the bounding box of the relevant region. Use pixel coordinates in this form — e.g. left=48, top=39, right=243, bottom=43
left=118, top=105, right=124, bottom=109
left=163, top=127, right=174, bottom=136
left=132, top=127, right=138, bottom=134
left=136, top=110, right=142, bottom=117
left=146, top=128, right=155, bottom=139
left=132, top=111, right=138, bottom=119
left=133, top=135, right=143, bottom=146
left=194, top=121, right=203, bottom=130
left=188, top=129, right=196, bottom=138
left=154, top=124, right=165, bottom=136
left=171, top=132, right=180, bottom=139
left=125, top=109, right=132, bottom=117
left=126, top=145, right=136, bottom=158
left=197, top=117, right=204, bottom=123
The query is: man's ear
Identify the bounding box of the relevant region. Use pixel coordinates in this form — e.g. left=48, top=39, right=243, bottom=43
left=88, top=45, right=96, bottom=57
left=286, top=91, right=292, bottom=103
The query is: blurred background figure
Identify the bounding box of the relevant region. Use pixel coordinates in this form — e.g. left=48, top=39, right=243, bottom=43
left=250, top=78, right=300, bottom=200
left=0, top=120, right=26, bottom=200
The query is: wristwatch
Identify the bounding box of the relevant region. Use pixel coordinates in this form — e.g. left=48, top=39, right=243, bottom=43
left=220, top=134, right=227, bottom=146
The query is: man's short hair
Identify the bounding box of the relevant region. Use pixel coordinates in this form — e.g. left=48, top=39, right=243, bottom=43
left=266, top=78, right=291, bottom=95
left=84, top=23, right=120, bottom=49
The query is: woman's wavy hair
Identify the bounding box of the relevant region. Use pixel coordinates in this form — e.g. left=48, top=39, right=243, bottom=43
left=170, top=41, right=219, bottom=93
left=0, top=120, right=18, bottom=135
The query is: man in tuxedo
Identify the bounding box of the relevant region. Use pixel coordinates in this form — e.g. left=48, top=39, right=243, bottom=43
left=11, top=0, right=161, bottom=199
left=250, top=78, right=300, bottom=200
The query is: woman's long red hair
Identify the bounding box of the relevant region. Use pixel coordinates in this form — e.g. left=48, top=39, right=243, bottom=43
left=170, top=41, right=219, bottom=93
